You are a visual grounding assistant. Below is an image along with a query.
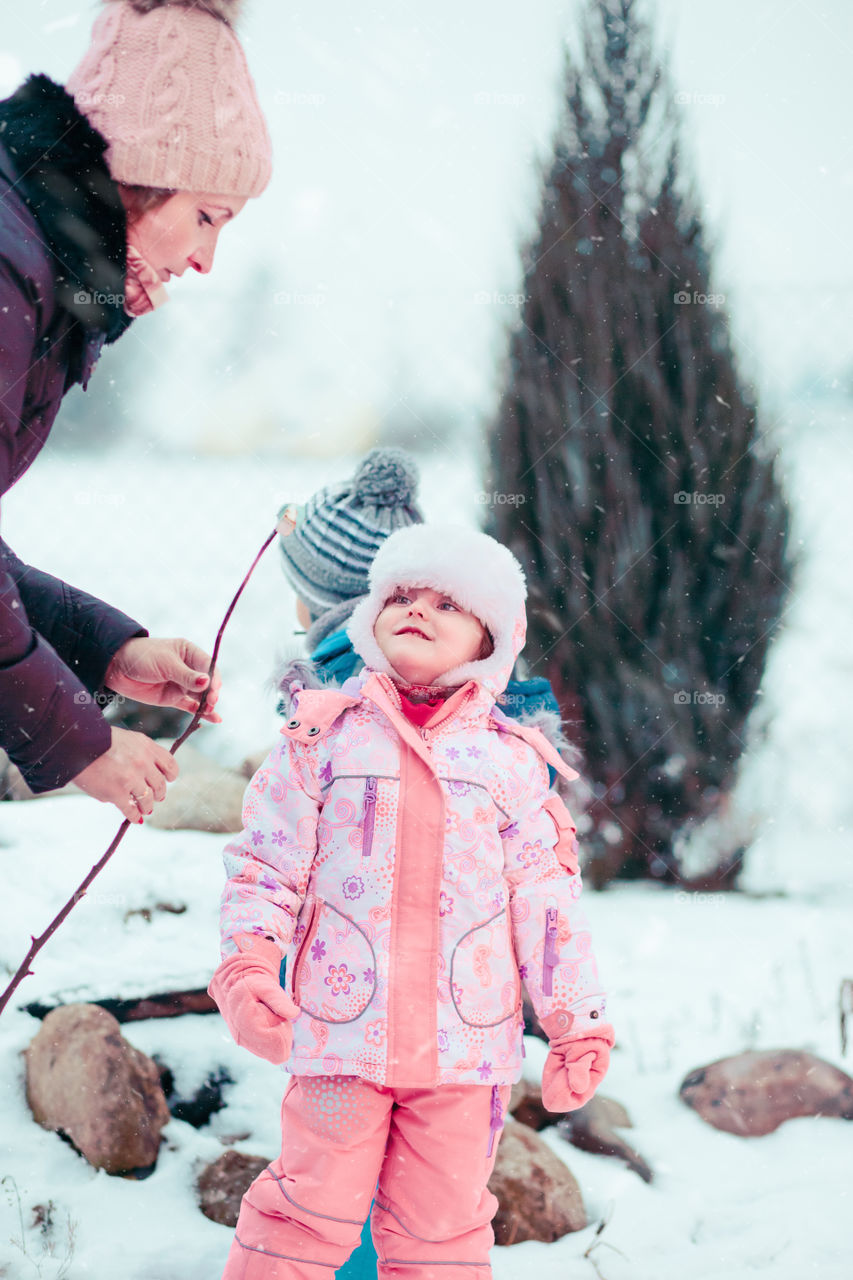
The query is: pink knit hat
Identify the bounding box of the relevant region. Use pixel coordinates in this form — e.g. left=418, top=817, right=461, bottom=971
left=65, top=0, right=272, bottom=199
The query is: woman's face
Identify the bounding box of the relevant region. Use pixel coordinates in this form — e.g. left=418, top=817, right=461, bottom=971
left=123, top=190, right=248, bottom=281
left=373, top=586, right=490, bottom=686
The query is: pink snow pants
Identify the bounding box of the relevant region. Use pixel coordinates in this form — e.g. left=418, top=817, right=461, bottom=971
left=221, top=1075, right=512, bottom=1279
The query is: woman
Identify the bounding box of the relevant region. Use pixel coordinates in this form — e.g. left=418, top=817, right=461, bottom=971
left=0, top=0, right=272, bottom=824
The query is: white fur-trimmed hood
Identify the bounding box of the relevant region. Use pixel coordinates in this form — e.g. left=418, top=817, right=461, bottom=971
left=345, top=524, right=527, bottom=699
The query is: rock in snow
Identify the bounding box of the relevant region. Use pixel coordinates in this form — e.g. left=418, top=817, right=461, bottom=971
left=558, top=1094, right=654, bottom=1183
left=144, top=741, right=247, bottom=833
left=25, top=1003, right=170, bottom=1175
left=679, top=1048, right=853, bottom=1136
left=489, top=1118, right=586, bottom=1244
left=197, top=1150, right=271, bottom=1227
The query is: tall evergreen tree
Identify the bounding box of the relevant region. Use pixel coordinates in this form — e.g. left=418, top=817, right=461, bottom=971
left=485, top=0, right=792, bottom=887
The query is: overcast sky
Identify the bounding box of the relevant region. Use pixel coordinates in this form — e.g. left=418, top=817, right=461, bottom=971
left=2, top=0, right=850, bottom=452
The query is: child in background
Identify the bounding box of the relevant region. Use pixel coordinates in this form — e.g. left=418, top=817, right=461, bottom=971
left=276, top=448, right=423, bottom=692
left=275, top=448, right=577, bottom=774
left=209, top=524, right=613, bottom=1278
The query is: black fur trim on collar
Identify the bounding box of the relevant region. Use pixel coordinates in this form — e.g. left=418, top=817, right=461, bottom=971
left=0, top=74, right=133, bottom=343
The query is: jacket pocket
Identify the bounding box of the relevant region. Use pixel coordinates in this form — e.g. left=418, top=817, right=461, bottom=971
left=292, top=897, right=377, bottom=1024
left=543, top=794, right=580, bottom=875
left=450, top=909, right=520, bottom=1027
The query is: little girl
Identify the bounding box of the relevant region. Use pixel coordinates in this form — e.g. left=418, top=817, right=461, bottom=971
left=209, top=524, right=614, bottom=1279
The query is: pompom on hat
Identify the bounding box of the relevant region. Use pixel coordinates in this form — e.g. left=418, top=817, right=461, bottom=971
left=346, top=524, right=529, bottom=699
left=65, top=0, right=272, bottom=199
left=278, top=449, right=424, bottom=617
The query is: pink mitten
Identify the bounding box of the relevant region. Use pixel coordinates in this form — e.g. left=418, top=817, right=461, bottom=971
left=208, top=933, right=300, bottom=1065
left=540, top=1015, right=615, bottom=1113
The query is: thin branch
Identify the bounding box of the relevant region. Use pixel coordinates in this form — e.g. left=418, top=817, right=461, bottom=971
left=0, top=527, right=279, bottom=1018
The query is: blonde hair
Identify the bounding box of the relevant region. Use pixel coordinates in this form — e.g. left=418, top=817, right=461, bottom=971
left=116, top=182, right=175, bottom=226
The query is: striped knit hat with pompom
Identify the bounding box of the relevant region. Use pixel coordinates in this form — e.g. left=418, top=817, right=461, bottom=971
left=65, top=0, right=271, bottom=199
left=278, top=449, right=423, bottom=616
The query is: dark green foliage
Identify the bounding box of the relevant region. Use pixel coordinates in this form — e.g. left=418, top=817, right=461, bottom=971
left=485, top=0, right=793, bottom=886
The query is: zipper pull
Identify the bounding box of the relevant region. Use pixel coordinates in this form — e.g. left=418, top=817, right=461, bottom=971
left=362, top=776, right=378, bottom=858
left=543, top=905, right=559, bottom=997
left=486, top=1083, right=504, bottom=1157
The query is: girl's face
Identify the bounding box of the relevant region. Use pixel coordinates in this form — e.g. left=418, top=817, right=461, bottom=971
left=123, top=190, right=248, bottom=281
left=373, top=586, right=491, bottom=686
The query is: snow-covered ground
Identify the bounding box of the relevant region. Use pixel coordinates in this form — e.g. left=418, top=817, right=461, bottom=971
left=1, top=418, right=851, bottom=1279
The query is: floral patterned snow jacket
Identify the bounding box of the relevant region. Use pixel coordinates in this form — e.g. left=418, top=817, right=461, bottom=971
left=219, top=665, right=608, bottom=1088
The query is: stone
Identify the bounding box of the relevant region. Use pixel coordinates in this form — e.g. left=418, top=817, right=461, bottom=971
left=24, top=988, right=216, bottom=1024
left=25, top=1003, right=170, bottom=1175
left=508, top=1079, right=552, bottom=1131
left=558, top=1094, right=653, bottom=1184
left=489, top=1118, right=586, bottom=1244
left=144, top=741, right=246, bottom=833
left=197, top=1150, right=270, bottom=1227
left=679, top=1049, right=853, bottom=1137
left=587, top=1094, right=632, bottom=1129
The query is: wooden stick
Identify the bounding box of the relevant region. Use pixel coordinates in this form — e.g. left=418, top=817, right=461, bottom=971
left=0, top=527, right=279, bottom=1018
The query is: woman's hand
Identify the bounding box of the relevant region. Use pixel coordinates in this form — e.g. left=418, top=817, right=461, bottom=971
left=104, top=637, right=222, bottom=723
left=72, top=726, right=180, bottom=824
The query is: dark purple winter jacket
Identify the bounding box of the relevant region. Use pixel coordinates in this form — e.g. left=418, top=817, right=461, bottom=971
left=0, top=75, right=147, bottom=794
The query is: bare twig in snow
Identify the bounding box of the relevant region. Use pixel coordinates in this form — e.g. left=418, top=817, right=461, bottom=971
left=0, top=527, right=280, bottom=1018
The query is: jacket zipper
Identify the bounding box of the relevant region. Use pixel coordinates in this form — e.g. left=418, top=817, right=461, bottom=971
left=487, top=1083, right=504, bottom=1157
left=362, top=776, right=377, bottom=858
left=291, top=896, right=320, bottom=1002
left=543, top=905, right=559, bottom=997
